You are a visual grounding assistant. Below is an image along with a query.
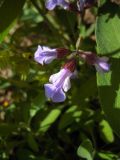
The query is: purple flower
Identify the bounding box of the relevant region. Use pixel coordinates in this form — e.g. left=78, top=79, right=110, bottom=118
left=44, top=68, right=72, bottom=102
left=34, top=45, right=69, bottom=65
left=45, top=0, right=69, bottom=10
left=79, top=51, right=110, bottom=73
left=77, top=0, right=85, bottom=12
left=94, top=57, right=110, bottom=73
left=77, top=0, right=96, bottom=12
left=34, top=45, right=57, bottom=65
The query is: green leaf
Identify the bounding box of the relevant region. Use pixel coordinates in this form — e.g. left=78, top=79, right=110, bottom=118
left=27, top=133, right=39, bottom=152
left=96, top=1, right=120, bottom=58
left=0, top=0, right=25, bottom=42
left=38, top=108, right=61, bottom=133
left=58, top=105, right=82, bottom=130
left=99, top=119, right=114, bottom=143
left=97, top=152, right=119, bottom=160
left=77, top=139, right=94, bottom=160
left=96, top=0, right=120, bottom=136
left=31, top=108, right=61, bottom=133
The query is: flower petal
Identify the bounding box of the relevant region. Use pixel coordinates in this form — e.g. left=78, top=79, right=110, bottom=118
left=44, top=83, right=55, bottom=98
left=77, top=0, right=85, bottom=11
left=98, top=61, right=110, bottom=71
left=34, top=46, right=42, bottom=58
left=34, top=45, right=57, bottom=65
left=49, top=69, right=67, bottom=83
left=45, top=0, right=57, bottom=10
left=42, top=46, right=56, bottom=53
left=58, top=0, right=69, bottom=9
left=52, top=89, right=66, bottom=102
left=94, top=57, right=110, bottom=72
left=63, top=77, right=71, bottom=92
left=44, top=56, right=56, bottom=64
left=49, top=73, right=60, bottom=83
left=34, top=56, right=45, bottom=65
left=44, top=84, right=66, bottom=102
left=96, top=57, right=110, bottom=72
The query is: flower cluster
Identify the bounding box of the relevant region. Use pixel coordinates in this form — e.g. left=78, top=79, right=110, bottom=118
left=34, top=46, right=110, bottom=102
left=34, top=0, right=110, bottom=103
left=45, top=0, right=97, bottom=12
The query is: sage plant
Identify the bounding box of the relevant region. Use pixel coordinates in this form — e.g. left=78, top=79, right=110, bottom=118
left=34, top=0, right=110, bottom=102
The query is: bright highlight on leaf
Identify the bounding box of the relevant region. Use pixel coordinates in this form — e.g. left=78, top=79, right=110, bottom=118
left=77, top=139, right=94, bottom=160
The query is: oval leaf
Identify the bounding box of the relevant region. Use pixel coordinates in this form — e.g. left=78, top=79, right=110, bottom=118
left=77, top=139, right=94, bottom=160
left=96, top=0, right=120, bottom=136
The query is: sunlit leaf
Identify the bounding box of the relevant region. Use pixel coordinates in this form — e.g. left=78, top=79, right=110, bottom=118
left=77, top=139, right=94, bottom=160
left=96, top=0, right=120, bottom=136
left=99, top=119, right=114, bottom=143
left=38, top=108, right=61, bottom=133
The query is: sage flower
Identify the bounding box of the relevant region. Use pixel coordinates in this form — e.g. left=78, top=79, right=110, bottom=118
left=34, top=45, right=69, bottom=65
left=45, top=0, right=69, bottom=10
left=94, top=57, right=110, bottom=72
left=79, top=51, right=110, bottom=72
left=44, top=59, right=76, bottom=102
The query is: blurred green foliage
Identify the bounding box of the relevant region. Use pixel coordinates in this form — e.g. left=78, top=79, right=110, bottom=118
left=0, top=0, right=120, bottom=160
